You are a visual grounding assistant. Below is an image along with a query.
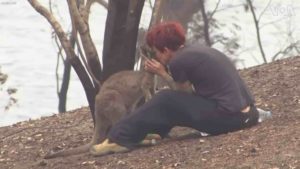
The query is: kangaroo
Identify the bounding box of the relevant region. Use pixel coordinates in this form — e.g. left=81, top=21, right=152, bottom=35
left=44, top=70, right=160, bottom=158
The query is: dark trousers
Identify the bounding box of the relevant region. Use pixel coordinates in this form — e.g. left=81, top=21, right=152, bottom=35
left=108, top=90, right=258, bottom=148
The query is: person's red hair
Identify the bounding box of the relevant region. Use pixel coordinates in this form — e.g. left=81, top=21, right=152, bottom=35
left=146, top=21, right=185, bottom=52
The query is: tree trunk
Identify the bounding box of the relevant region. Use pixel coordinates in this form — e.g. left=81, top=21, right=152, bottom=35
left=102, top=0, right=145, bottom=81
left=58, top=60, right=71, bottom=113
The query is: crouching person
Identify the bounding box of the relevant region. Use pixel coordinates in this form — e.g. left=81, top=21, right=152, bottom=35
left=90, top=21, right=259, bottom=156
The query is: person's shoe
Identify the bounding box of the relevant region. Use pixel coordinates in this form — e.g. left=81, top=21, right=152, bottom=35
left=257, top=108, right=272, bottom=122
left=90, top=139, right=129, bottom=157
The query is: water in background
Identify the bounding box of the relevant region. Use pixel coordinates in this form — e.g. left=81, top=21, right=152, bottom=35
left=0, top=1, right=107, bottom=126
left=0, top=0, right=299, bottom=126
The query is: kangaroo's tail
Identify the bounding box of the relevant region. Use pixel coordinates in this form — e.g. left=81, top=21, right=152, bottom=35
left=44, top=142, right=92, bottom=159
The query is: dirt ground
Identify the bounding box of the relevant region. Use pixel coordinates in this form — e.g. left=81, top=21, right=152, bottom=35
left=1, top=56, right=299, bottom=169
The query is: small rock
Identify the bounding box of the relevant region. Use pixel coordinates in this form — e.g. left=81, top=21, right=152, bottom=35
left=199, top=139, right=205, bottom=143
left=117, top=160, right=126, bottom=165
left=38, top=160, right=47, bottom=166
left=88, top=161, right=95, bottom=165
left=35, top=134, right=42, bottom=137
left=200, top=132, right=209, bottom=136
left=1, top=158, right=11, bottom=162
left=27, top=137, right=33, bottom=141
left=13, top=137, right=19, bottom=140
left=250, top=148, right=257, bottom=153
left=52, top=146, right=63, bottom=151
left=173, top=163, right=180, bottom=167
left=82, top=161, right=95, bottom=165
left=25, top=146, right=33, bottom=149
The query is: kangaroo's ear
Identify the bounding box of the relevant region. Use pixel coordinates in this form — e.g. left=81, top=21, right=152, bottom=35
left=140, top=45, right=155, bottom=59
left=148, top=48, right=156, bottom=59
left=140, top=45, right=147, bottom=56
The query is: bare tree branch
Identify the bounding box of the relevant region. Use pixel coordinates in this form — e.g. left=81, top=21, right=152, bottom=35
left=199, top=0, right=211, bottom=47
left=148, top=0, right=154, bottom=10
left=54, top=34, right=64, bottom=95
left=85, top=0, right=94, bottom=21
left=49, top=0, right=72, bottom=113
left=149, top=0, right=165, bottom=27
left=260, top=16, right=288, bottom=29
left=246, top=0, right=267, bottom=63
left=68, top=1, right=100, bottom=88
left=28, top=0, right=97, bottom=123
left=272, top=41, right=300, bottom=61
left=28, top=0, right=75, bottom=61
left=257, top=0, right=272, bottom=22
left=215, top=4, right=245, bottom=13
left=209, top=0, right=221, bottom=20
left=74, top=35, right=100, bottom=86
left=68, top=0, right=102, bottom=86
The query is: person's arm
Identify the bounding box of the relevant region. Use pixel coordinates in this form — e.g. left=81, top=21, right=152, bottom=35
left=144, top=58, right=175, bottom=89
left=159, top=70, right=194, bottom=93
left=158, top=70, right=177, bottom=90
left=144, top=58, right=194, bottom=93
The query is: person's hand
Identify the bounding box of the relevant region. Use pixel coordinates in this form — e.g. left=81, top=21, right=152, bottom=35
left=144, top=58, right=166, bottom=76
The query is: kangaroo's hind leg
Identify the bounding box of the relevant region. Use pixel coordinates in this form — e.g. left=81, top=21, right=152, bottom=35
left=89, top=91, right=128, bottom=154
